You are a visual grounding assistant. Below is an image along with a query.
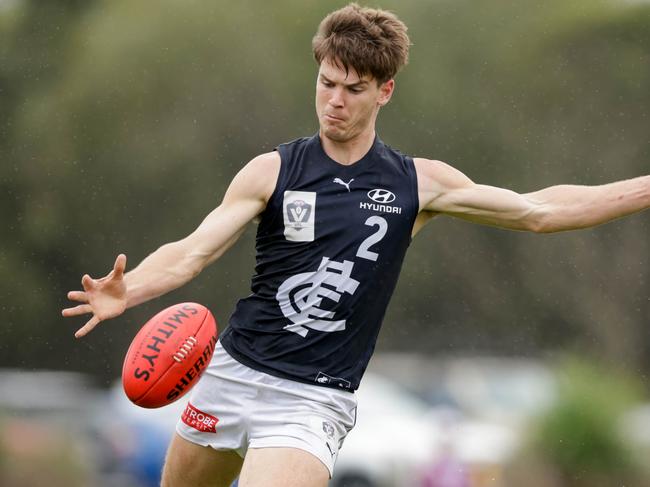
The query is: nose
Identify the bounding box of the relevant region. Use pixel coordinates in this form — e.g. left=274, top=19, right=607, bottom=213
left=328, top=87, right=344, bottom=108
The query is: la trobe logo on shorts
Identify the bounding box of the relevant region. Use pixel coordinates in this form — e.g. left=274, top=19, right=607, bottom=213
left=182, top=402, right=219, bottom=433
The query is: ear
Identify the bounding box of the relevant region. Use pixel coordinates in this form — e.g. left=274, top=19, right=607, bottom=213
left=377, top=79, right=395, bottom=107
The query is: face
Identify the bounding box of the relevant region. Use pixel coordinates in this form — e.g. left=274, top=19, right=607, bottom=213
left=315, top=58, right=394, bottom=143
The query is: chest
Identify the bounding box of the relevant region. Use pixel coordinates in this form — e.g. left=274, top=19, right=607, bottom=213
left=276, top=167, right=416, bottom=248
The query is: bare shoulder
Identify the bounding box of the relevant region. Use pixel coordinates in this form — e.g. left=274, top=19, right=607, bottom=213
left=248, top=150, right=281, bottom=169
left=244, top=151, right=281, bottom=180
left=413, top=157, right=474, bottom=210
left=414, top=157, right=473, bottom=189
left=229, top=151, right=281, bottom=204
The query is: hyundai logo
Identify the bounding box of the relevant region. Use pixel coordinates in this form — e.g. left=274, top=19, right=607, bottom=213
left=367, top=189, right=396, bottom=203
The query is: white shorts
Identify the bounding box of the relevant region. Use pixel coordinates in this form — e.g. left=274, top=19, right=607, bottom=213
left=175, top=341, right=357, bottom=477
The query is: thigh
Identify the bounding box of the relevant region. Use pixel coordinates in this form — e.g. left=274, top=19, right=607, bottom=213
left=161, top=433, right=243, bottom=487
left=238, top=447, right=329, bottom=487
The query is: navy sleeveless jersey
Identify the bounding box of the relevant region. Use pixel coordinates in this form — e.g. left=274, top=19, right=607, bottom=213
left=220, top=134, right=419, bottom=391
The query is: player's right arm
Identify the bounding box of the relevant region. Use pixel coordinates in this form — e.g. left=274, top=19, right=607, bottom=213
left=63, top=152, right=281, bottom=338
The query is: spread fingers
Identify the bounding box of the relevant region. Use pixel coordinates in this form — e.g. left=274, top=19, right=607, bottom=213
left=62, top=304, right=93, bottom=317
left=75, top=316, right=101, bottom=339
left=67, top=291, right=88, bottom=303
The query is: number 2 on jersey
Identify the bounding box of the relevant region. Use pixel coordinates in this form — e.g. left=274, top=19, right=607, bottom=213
left=356, top=216, right=388, bottom=262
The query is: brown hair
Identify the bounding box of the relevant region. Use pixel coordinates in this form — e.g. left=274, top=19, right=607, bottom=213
left=312, top=3, right=410, bottom=84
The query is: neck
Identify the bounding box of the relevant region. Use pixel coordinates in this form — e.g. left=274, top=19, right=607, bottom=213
left=319, top=128, right=376, bottom=166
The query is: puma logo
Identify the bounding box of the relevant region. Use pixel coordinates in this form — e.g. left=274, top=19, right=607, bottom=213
left=326, top=442, right=336, bottom=459
left=333, top=178, right=354, bottom=192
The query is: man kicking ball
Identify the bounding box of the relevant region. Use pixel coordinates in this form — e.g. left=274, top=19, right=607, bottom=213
left=63, top=4, right=650, bottom=486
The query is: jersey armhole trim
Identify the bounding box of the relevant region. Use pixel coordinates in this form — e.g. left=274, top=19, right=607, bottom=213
left=259, top=147, right=289, bottom=224
left=406, top=155, right=420, bottom=240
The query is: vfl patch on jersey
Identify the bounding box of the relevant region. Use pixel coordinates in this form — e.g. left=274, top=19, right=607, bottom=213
left=283, top=191, right=316, bottom=242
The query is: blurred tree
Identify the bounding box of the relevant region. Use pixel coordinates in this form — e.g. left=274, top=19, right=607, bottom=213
left=380, top=0, right=650, bottom=373
left=506, top=358, right=646, bottom=487
left=1, top=0, right=101, bottom=368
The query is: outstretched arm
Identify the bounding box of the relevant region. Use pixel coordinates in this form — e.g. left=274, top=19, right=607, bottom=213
left=415, top=158, right=650, bottom=233
left=63, top=152, right=281, bottom=337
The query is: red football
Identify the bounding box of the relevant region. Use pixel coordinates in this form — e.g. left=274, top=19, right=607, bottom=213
left=122, top=302, right=218, bottom=408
